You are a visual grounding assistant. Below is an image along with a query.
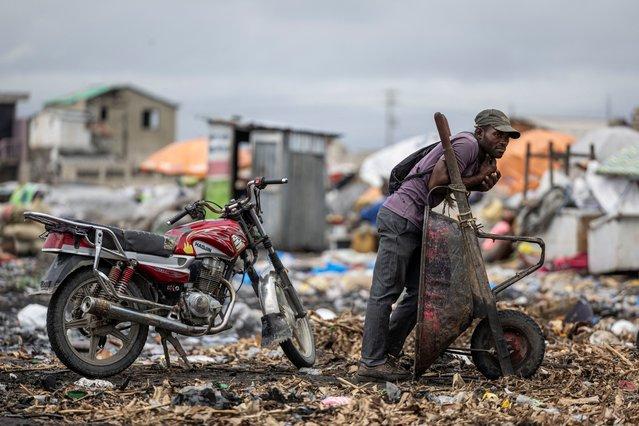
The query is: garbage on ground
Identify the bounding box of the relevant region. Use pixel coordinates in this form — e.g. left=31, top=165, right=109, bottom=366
left=16, top=304, right=48, bottom=330
left=563, top=298, right=594, bottom=324
left=385, top=381, right=401, bottom=402
left=299, top=368, right=322, bottom=376
left=1, top=308, right=639, bottom=423
left=314, top=308, right=337, bottom=320
left=588, top=330, right=621, bottom=346
left=171, top=383, right=237, bottom=409
left=73, top=378, right=115, bottom=390
left=610, top=319, right=638, bottom=337
left=320, top=396, right=352, bottom=407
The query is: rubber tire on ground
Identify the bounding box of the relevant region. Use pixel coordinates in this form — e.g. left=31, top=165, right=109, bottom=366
left=274, top=278, right=316, bottom=368
left=47, top=268, right=149, bottom=378
left=470, top=309, right=545, bottom=380
left=280, top=316, right=316, bottom=368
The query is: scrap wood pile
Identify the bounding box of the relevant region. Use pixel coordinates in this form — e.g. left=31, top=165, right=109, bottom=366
left=1, top=308, right=638, bottom=424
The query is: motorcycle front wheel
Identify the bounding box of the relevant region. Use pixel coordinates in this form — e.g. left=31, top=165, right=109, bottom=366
left=275, top=282, right=316, bottom=368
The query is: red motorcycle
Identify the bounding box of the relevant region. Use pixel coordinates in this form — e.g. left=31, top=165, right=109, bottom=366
left=25, top=177, right=316, bottom=378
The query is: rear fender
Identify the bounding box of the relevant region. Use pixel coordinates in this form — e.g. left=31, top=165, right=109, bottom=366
left=37, top=253, right=94, bottom=295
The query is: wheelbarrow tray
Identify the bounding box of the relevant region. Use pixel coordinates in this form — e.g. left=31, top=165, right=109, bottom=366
left=414, top=211, right=474, bottom=376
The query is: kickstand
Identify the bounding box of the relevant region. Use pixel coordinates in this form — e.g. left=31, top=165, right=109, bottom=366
left=157, top=328, right=193, bottom=370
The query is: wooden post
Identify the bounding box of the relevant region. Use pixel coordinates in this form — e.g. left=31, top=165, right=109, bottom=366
left=564, top=144, right=571, bottom=176
left=548, top=141, right=554, bottom=188
left=589, top=144, right=596, bottom=161
left=523, top=142, right=531, bottom=201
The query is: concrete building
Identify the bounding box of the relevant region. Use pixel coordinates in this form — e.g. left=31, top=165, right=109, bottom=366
left=0, top=92, right=29, bottom=182
left=31, top=85, right=177, bottom=183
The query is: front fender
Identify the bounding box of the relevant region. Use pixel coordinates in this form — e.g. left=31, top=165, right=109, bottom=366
left=258, top=271, right=281, bottom=316
left=36, top=254, right=94, bottom=295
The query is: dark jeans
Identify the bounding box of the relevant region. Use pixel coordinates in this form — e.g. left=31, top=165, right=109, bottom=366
left=361, top=207, right=422, bottom=367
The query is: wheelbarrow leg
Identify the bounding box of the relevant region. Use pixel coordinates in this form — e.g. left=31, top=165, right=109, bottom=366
left=485, top=304, right=514, bottom=376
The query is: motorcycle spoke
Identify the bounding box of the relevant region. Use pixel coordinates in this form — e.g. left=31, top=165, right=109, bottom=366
left=107, top=327, right=130, bottom=345
left=65, top=317, right=91, bottom=330
left=88, top=335, right=100, bottom=360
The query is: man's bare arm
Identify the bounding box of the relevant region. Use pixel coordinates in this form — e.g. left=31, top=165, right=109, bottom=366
left=427, top=158, right=487, bottom=190
left=426, top=157, right=500, bottom=205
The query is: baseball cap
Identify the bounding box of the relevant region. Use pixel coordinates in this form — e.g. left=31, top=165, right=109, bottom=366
left=474, top=109, right=520, bottom=139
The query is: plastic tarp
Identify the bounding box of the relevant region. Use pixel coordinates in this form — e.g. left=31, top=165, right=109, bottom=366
left=140, top=137, right=208, bottom=177
left=359, top=134, right=438, bottom=187
left=597, top=145, right=639, bottom=180
left=140, top=137, right=252, bottom=178
left=585, top=162, right=639, bottom=216
left=496, top=129, right=574, bottom=195
left=571, top=126, right=639, bottom=164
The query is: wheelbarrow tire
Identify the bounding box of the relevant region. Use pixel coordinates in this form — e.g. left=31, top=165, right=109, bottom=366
left=471, top=310, right=545, bottom=380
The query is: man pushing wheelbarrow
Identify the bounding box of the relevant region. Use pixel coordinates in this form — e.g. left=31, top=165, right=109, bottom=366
left=359, top=110, right=546, bottom=381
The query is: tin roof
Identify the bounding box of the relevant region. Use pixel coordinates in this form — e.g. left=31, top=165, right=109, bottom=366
left=44, top=84, right=178, bottom=108
left=0, top=92, right=29, bottom=103
left=206, top=117, right=341, bottom=138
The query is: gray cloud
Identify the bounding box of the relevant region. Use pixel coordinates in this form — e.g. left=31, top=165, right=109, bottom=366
left=1, top=0, right=638, bottom=150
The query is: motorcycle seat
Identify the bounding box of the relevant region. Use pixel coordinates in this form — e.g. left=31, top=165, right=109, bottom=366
left=68, top=218, right=175, bottom=258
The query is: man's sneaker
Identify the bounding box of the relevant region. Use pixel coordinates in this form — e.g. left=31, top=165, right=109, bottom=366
left=357, top=362, right=411, bottom=382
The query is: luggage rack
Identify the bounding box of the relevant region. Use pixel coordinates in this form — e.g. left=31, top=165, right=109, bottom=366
left=24, top=211, right=128, bottom=260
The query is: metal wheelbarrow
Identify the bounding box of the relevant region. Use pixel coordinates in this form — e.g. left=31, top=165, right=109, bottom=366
left=414, top=113, right=546, bottom=379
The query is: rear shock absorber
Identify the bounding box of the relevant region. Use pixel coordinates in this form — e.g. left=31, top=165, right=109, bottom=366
left=107, top=262, right=124, bottom=285
left=98, top=263, right=123, bottom=300
left=115, top=260, right=137, bottom=295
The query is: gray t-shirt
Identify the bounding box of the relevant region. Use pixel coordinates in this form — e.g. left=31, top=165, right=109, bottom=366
left=383, top=132, right=480, bottom=229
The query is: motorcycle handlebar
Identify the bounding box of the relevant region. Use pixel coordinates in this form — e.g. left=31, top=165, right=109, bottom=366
left=263, top=178, right=288, bottom=185
left=166, top=209, right=190, bottom=226
left=252, top=177, right=288, bottom=189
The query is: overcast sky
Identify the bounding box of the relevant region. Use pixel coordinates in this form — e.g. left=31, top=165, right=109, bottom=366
left=2, top=1, right=638, bottom=151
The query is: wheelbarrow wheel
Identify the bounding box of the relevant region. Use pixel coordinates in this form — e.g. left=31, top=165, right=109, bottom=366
left=471, top=310, right=545, bottom=379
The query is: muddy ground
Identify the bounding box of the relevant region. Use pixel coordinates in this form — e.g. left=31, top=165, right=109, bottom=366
left=0, top=255, right=638, bottom=424
left=1, top=311, right=638, bottom=424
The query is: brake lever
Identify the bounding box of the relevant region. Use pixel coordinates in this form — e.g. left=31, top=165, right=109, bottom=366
left=254, top=187, right=264, bottom=223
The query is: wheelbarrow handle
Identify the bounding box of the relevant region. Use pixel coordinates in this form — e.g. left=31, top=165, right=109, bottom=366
left=434, top=113, right=469, bottom=207
left=476, top=231, right=546, bottom=295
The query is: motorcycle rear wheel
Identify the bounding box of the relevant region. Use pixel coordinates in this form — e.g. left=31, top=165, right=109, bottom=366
left=47, top=268, right=149, bottom=378
left=276, top=284, right=316, bottom=368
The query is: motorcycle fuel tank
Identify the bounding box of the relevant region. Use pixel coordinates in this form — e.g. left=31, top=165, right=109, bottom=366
left=165, top=219, right=248, bottom=258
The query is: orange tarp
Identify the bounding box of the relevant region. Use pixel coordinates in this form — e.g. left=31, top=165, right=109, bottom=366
left=140, top=137, right=208, bottom=177
left=140, top=137, right=251, bottom=178
left=497, top=129, right=575, bottom=195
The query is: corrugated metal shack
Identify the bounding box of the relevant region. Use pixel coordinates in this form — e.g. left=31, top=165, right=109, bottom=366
left=206, top=118, right=339, bottom=252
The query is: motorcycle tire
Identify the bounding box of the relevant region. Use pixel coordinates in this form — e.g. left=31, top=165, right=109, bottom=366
left=470, top=309, right=545, bottom=380
left=47, top=268, right=149, bottom=378
left=276, top=284, right=316, bottom=368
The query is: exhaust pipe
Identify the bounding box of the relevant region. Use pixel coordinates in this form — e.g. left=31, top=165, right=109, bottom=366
left=81, top=296, right=232, bottom=336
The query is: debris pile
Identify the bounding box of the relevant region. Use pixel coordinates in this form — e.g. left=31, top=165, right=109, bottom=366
left=1, top=309, right=638, bottom=423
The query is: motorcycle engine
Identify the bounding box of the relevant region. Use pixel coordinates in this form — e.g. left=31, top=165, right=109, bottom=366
left=181, top=257, right=228, bottom=325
